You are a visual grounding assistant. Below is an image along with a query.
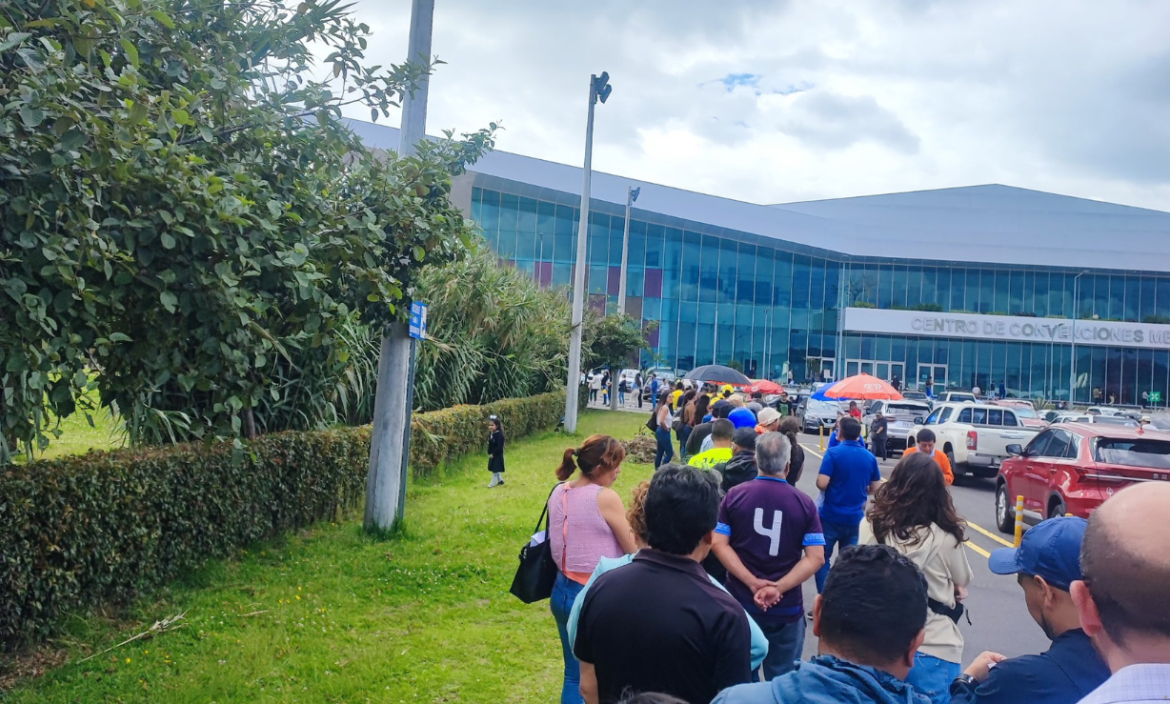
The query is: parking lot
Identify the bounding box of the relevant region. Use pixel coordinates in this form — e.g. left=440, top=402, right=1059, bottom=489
left=792, top=435, right=1052, bottom=663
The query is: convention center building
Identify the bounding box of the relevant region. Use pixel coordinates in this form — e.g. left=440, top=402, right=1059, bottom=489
left=347, top=119, right=1170, bottom=406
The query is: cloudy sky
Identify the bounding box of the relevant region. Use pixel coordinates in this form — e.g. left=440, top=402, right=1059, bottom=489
left=342, top=0, right=1170, bottom=211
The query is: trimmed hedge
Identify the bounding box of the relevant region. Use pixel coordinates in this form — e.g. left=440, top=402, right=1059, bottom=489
left=409, top=390, right=565, bottom=478
left=0, top=390, right=565, bottom=650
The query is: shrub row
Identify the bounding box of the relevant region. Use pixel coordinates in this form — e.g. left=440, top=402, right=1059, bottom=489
left=0, top=390, right=566, bottom=650
left=408, top=390, right=566, bottom=478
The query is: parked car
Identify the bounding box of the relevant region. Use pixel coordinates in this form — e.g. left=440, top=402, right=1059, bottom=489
left=907, top=402, right=1041, bottom=479
left=797, top=397, right=844, bottom=433
left=639, top=368, right=679, bottom=401
left=1056, top=414, right=1139, bottom=428
left=995, top=423, right=1170, bottom=534
left=900, top=390, right=930, bottom=402
left=1086, top=406, right=1124, bottom=417
left=643, top=367, right=678, bottom=385
left=936, top=391, right=978, bottom=404
left=990, top=400, right=1047, bottom=428
left=862, top=400, right=932, bottom=451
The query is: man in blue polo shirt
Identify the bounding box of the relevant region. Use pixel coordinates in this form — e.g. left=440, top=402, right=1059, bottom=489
left=813, top=416, right=881, bottom=596
left=949, top=517, right=1110, bottom=704
left=713, top=432, right=826, bottom=678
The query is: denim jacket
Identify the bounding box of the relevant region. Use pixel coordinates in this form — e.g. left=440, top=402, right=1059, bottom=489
left=712, top=654, right=931, bottom=704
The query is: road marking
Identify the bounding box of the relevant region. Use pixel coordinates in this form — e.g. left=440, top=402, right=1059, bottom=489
left=965, top=541, right=991, bottom=558
left=967, top=521, right=1014, bottom=548
left=801, top=439, right=995, bottom=561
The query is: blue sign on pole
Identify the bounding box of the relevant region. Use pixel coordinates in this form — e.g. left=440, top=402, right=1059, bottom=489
left=408, top=301, right=428, bottom=340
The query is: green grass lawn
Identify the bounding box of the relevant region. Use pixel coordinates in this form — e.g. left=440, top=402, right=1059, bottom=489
left=34, top=406, right=124, bottom=460
left=3, top=410, right=655, bottom=703
left=13, top=383, right=123, bottom=462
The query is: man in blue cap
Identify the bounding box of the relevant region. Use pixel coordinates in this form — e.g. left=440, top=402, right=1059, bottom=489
left=949, top=517, right=1110, bottom=704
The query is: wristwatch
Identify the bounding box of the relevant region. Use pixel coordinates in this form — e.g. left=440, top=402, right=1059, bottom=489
left=950, top=674, right=978, bottom=698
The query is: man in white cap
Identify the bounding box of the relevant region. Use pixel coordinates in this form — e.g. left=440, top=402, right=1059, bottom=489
left=756, top=407, right=782, bottom=435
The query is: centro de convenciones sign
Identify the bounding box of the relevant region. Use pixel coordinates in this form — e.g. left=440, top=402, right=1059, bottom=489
left=844, top=307, right=1170, bottom=351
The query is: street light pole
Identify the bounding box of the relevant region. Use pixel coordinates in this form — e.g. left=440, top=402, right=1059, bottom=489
left=564, top=72, right=612, bottom=434
left=364, top=0, right=434, bottom=533
left=1070, top=270, right=1087, bottom=407
left=617, top=185, right=640, bottom=317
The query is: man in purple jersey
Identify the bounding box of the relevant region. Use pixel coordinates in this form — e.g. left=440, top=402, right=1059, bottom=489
left=713, top=432, right=827, bottom=679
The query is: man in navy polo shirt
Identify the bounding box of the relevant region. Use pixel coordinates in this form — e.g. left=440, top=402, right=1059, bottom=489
left=713, top=432, right=826, bottom=678
left=949, top=517, right=1110, bottom=704
left=813, top=416, right=881, bottom=596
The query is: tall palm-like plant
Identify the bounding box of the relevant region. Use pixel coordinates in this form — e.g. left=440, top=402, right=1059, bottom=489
left=412, top=243, right=572, bottom=412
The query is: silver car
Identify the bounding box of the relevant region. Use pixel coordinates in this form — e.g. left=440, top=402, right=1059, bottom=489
left=864, top=400, right=933, bottom=450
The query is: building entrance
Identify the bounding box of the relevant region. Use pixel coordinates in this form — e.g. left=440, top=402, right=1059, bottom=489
left=846, top=360, right=905, bottom=384
left=918, top=363, right=948, bottom=395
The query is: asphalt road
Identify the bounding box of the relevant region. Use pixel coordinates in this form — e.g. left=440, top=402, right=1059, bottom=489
left=791, top=433, right=1052, bottom=666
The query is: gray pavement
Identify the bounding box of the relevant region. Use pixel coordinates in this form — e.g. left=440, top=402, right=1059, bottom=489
left=792, top=433, right=1051, bottom=666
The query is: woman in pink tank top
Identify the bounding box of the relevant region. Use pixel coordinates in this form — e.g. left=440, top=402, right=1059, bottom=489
left=547, top=434, right=636, bottom=704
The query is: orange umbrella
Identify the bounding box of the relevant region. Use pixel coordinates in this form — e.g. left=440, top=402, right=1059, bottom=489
left=820, top=373, right=904, bottom=400
left=747, top=379, right=783, bottom=395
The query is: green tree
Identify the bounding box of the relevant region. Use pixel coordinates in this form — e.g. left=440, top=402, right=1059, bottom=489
left=583, top=312, right=655, bottom=409
left=0, top=0, right=494, bottom=459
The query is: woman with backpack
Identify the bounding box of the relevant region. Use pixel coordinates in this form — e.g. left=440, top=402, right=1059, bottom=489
left=860, top=452, right=973, bottom=704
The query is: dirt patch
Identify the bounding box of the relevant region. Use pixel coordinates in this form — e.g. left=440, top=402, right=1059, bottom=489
left=0, top=646, right=70, bottom=690
left=622, top=433, right=657, bottom=465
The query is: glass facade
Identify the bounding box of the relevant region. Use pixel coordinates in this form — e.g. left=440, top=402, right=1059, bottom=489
left=471, top=186, right=1170, bottom=406
left=844, top=334, right=1170, bottom=406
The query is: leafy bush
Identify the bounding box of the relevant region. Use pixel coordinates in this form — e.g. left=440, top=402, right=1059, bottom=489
left=0, top=391, right=565, bottom=650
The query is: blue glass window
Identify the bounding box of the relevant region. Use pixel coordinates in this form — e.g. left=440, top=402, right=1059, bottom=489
left=498, top=193, right=518, bottom=259
left=516, top=197, right=538, bottom=262
left=737, top=243, right=757, bottom=304
left=554, top=205, right=577, bottom=263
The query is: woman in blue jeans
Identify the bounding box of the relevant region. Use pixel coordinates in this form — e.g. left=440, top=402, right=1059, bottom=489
left=547, top=435, right=637, bottom=704
left=860, top=453, right=973, bottom=704
left=654, top=389, right=674, bottom=468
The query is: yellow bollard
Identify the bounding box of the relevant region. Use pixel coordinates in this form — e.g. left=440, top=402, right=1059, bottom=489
left=819, top=423, right=825, bottom=452
left=1014, top=495, right=1025, bottom=547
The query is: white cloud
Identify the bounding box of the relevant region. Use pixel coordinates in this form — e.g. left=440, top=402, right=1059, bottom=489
left=340, top=0, right=1170, bottom=211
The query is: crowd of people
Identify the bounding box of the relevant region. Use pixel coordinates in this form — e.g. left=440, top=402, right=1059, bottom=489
left=537, top=386, right=1170, bottom=704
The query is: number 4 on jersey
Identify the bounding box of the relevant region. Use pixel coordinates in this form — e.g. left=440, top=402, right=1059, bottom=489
left=753, top=508, right=783, bottom=556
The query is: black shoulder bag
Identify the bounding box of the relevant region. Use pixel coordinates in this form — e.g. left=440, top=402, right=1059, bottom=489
left=928, top=597, right=972, bottom=625
left=509, top=483, right=563, bottom=604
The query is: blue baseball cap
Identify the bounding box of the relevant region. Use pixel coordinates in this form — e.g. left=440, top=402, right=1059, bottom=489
left=987, top=516, right=1088, bottom=591
left=728, top=407, right=757, bottom=429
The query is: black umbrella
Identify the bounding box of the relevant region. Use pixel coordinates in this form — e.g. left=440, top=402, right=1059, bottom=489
left=684, top=365, right=751, bottom=386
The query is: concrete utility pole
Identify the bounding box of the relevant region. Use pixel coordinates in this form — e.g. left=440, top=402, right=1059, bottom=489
left=1070, top=270, right=1088, bottom=406
left=564, top=71, right=612, bottom=433
left=364, top=0, right=434, bottom=533
left=617, top=185, right=640, bottom=317
left=610, top=186, right=639, bottom=412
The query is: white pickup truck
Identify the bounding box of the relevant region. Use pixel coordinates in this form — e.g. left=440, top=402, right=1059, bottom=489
left=907, top=402, right=1041, bottom=479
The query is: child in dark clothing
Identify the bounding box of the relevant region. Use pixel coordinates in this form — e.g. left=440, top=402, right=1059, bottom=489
left=487, top=415, right=505, bottom=488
